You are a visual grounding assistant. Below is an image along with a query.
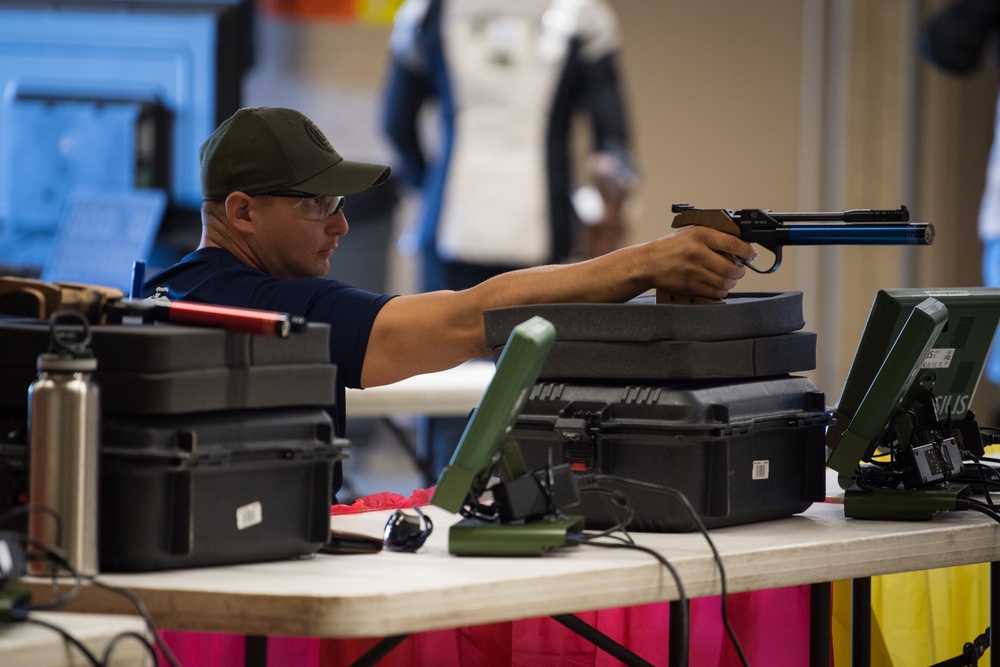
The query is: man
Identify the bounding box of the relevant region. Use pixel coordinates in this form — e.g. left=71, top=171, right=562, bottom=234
left=144, top=106, right=753, bottom=486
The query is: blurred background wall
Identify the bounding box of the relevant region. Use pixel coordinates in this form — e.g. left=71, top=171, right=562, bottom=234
left=1, top=0, right=996, bottom=416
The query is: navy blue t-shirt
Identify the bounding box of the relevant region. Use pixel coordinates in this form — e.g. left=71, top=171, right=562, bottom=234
left=143, top=247, right=395, bottom=441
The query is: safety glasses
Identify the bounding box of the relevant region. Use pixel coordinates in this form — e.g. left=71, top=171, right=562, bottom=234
left=261, top=190, right=345, bottom=220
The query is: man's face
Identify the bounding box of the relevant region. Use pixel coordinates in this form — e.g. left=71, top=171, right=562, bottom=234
left=247, top=194, right=349, bottom=279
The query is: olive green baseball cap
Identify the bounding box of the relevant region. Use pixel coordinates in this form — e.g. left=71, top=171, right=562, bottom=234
left=200, top=107, right=391, bottom=199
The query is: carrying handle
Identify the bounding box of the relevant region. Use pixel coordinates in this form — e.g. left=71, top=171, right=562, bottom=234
left=47, top=310, right=93, bottom=359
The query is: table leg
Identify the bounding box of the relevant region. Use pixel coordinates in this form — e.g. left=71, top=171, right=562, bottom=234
left=810, top=582, right=832, bottom=667
left=852, top=577, right=871, bottom=667
left=669, top=599, right=689, bottom=667
left=992, top=561, right=999, bottom=667
left=350, top=634, right=410, bottom=667
left=245, top=635, right=267, bottom=667
left=551, top=614, right=656, bottom=667
left=380, top=417, right=438, bottom=486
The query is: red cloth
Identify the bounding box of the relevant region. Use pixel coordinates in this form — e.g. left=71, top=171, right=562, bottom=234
left=330, top=488, right=434, bottom=514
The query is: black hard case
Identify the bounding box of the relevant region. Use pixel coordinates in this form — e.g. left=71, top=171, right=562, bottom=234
left=510, top=376, right=831, bottom=531
left=0, top=406, right=346, bottom=572
left=0, top=319, right=345, bottom=571
left=0, top=319, right=336, bottom=413
left=99, top=407, right=343, bottom=572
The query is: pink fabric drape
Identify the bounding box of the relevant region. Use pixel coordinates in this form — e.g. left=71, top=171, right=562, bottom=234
left=162, top=587, right=812, bottom=666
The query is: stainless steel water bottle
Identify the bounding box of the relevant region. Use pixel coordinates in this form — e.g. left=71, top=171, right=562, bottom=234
left=27, top=311, right=100, bottom=575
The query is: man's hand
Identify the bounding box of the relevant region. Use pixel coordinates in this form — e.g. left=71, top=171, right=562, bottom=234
left=645, top=225, right=754, bottom=303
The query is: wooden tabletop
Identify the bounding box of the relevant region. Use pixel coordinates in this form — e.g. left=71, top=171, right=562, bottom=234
left=20, top=500, right=1000, bottom=640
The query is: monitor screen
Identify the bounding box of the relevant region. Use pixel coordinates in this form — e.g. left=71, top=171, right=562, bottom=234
left=431, top=316, right=556, bottom=514
left=41, top=187, right=166, bottom=293
left=827, top=287, right=1000, bottom=485
left=0, top=0, right=253, bottom=271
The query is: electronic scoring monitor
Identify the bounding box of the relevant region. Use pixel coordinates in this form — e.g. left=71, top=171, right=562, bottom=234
left=827, top=287, right=1000, bottom=490
left=431, top=315, right=556, bottom=514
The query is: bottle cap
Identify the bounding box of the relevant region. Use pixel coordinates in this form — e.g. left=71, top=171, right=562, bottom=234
left=37, top=353, right=97, bottom=373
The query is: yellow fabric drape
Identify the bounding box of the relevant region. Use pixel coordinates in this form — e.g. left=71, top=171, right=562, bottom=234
left=832, top=565, right=990, bottom=666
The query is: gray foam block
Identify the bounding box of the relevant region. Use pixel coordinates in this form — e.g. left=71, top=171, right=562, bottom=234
left=483, top=292, right=804, bottom=348
left=493, top=331, right=816, bottom=381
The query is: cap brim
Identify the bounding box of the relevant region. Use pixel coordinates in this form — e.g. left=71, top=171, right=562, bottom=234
left=292, top=159, right=391, bottom=196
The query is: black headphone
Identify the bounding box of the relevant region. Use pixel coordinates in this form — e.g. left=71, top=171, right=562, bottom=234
left=382, top=507, right=433, bottom=553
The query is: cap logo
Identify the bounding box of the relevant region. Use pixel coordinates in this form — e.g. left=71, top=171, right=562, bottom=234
left=303, top=118, right=335, bottom=153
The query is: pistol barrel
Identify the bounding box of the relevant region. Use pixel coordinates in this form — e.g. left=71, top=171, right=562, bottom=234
left=782, top=223, right=934, bottom=246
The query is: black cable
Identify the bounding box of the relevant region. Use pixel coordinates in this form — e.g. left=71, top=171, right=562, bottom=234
left=962, top=456, right=1000, bottom=478
left=14, top=533, right=181, bottom=667
left=952, top=466, right=1000, bottom=494
left=0, top=506, right=84, bottom=610
left=566, top=534, right=688, bottom=666
left=13, top=609, right=160, bottom=667
left=982, top=431, right=1000, bottom=447
left=580, top=486, right=636, bottom=543
left=959, top=498, right=1000, bottom=524
left=543, top=463, right=559, bottom=517
left=895, top=408, right=920, bottom=454
left=584, top=474, right=750, bottom=667
left=19, top=536, right=85, bottom=611
left=16, top=614, right=103, bottom=667
left=520, top=461, right=567, bottom=521
left=85, top=576, right=182, bottom=667
left=459, top=483, right=501, bottom=522
left=957, top=457, right=999, bottom=503
left=976, top=425, right=1000, bottom=452
left=101, top=629, right=160, bottom=666
left=854, top=465, right=903, bottom=491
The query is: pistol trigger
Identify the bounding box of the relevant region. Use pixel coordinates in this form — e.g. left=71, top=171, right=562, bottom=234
left=742, top=245, right=780, bottom=273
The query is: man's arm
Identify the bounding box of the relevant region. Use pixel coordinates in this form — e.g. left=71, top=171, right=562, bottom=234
left=360, top=225, right=754, bottom=387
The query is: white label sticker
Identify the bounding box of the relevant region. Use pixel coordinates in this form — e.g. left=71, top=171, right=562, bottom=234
left=236, top=501, right=263, bottom=530
left=752, top=460, right=770, bottom=480
left=922, top=348, right=955, bottom=369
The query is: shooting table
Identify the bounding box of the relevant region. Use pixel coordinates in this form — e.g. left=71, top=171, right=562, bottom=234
left=16, top=499, right=1000, bottom=667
